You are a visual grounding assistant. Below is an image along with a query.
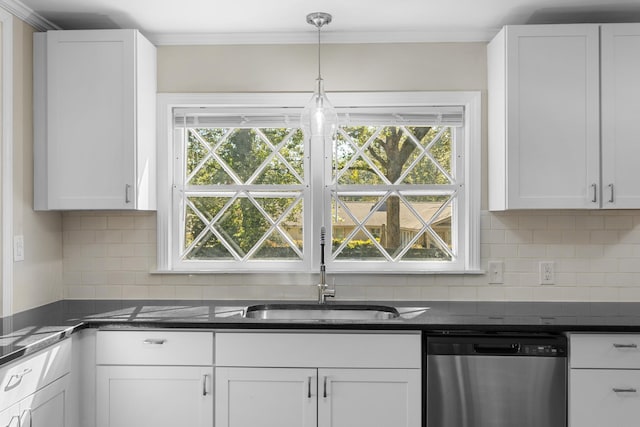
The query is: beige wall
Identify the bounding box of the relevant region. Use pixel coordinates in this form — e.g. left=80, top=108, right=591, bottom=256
left=59, top=42, right=640, bottom=302
left=12, top=17, right=63, bottom=313
left=157, top=43, right=486, bottom=92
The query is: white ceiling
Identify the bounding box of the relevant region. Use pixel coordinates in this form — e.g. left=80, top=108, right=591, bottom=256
left=11, top=0, right=640, bottom=45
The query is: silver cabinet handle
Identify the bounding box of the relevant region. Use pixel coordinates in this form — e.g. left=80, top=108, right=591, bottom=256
left=5, top=415, right=19, bottom=427
left=608, top=184, right=614, bottom=203
left=125, top=184, right=132, bottom=204
left=613, top=388, right=637, bottom=393
left=20, top=409, right=32, bottom=427
left=323, top=376, right=328, bottom=398
left=613, top=343, right=638, bottom=349
left=307, top=376, right=312, bottom=398
left=591, top=183, right=597, bottom=203
left=143, top=339, right=167, bottom=345
left=5, top=368, right=32, bottom=391
left=202, top=374, right=209, bottom=396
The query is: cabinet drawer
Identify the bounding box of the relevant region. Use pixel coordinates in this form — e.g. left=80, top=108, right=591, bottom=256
left=0, top=338, right=71, bottom=410
left=216, top=332, right=421, bottom=368
left=571, top=334, right=640, bottom=368
left=96, top=331, right=213, bottom=366
left=570, top=369, right=640, bottom=427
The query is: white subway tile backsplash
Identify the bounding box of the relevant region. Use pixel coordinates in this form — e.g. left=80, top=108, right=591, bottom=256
left=575, top=215, right=604, bottom=230
left=546, top=245, right=575, bottom=258
left=122, top=285, right=150, bottom=299
left=95, top=285, right=123, bottom=299
left=80, top=216, right=107, bottom=230
left=505, top=229, right=533, bottom=244
left=590, top=230, right=620, bottom=244
left=519, top=215, right=548, bottom=229
left=107, top=216, right=135, bottom=229
left=490, top=244, right=518, bottom=258
left=548, top=216, right=576, bottom=230
left=517, top=244, right=546, bottom=258
left=480, top=229, right=506, bottom=244
left=532, top=230, right=564, bottom=244
left=605, top=215, right=634, bottom=230
left=60, top=210, right=640, bottom=302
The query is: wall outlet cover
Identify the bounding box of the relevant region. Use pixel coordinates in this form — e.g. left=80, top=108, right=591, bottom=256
left=539, top=261, right=555, bottom=285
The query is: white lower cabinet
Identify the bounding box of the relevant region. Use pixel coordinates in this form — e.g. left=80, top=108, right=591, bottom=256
left=215, top=332, right=422, bottom=427
left=96, top=366, right=213, bottom=427
left=0, top=384, right=66, bottom=427
left=318, top=368, right=419, bottom=427
left=569, top=334, right=640, bottom=427
left=95, top=330, right=215, bottom=427
left=216, top=366, right=419, bottom=427
left=216, top=367, right=316, bottom=427
left=22, top=375, right=69, bottom=427
left=0, top=339, right=72, bottom=427
left=570, top=369, right=640, bottom=427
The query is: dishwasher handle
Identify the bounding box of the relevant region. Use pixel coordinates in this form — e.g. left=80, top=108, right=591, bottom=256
left=473, top=343, right=520, bottom=354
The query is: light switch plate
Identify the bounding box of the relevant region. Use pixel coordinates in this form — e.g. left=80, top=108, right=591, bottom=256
left=488, top=261, right=504, bottom=284
left=14, top=235, right=24, bottom=262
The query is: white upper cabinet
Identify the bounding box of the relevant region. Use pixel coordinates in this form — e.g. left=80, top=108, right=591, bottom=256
left=488, top=24, right=640, bottom=210
left=488, top=24, right=600, bottom=210
left=34, top=29, right=156, bottom=210
left=601, top=24, right=640, bottom=208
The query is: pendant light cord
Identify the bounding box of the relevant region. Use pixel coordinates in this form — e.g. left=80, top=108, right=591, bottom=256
left=317, top=24, right=322, bottom=81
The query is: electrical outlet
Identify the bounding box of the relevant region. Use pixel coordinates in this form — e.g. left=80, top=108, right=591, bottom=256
left=539, top=261, right=555, bottom=285
left=488, top=261, right=504, bottom=284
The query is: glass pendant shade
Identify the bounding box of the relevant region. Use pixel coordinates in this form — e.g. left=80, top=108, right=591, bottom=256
left=301, top=78, right=338, bottom=141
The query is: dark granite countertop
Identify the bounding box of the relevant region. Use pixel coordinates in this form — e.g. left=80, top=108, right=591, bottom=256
left=2, top=299, right=640, bottom=366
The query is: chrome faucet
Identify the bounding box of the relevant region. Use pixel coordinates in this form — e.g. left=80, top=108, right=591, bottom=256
left=318, top=282, right=335, bottom=304
left=318, top=226, right=335, bottom=304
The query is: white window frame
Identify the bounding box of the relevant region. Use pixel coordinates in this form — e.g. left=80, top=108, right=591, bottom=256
left=156, top=91, right=481, bottom=274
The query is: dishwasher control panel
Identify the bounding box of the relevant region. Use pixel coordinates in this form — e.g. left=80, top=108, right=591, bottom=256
left=426, top=334, right=568, bottom=357
left=522, top=344, right=566, bottom=356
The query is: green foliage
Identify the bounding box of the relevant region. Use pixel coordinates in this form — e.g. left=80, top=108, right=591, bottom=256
left=332, top=238, right=449, bottom=260
left=335, top=126, right=452, bottom=185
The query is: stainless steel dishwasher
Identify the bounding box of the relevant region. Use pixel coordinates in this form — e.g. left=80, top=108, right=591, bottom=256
left=426, top=334, right=567, bottom=427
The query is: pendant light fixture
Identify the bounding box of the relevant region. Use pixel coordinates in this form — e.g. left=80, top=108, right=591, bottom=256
left=300, top=12, right=338, bottom=142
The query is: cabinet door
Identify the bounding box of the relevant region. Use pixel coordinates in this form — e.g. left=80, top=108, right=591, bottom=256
left=570, top=369, right=640, bottom=427
left=215, top=367, right=316, bottom=427
left=505, top=25, right=600, bottom=209
left=96, top=366, right=213, bottom=427
left=601, top=24, right=640, bottom=208
left=21, top=375, right=69, bottom=427
left=47, top=30, right=136, bottom=210
left=318, top=368, right=421, bottom=427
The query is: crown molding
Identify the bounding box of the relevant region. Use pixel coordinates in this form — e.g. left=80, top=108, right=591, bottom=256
left=0, top=0, right=60, bottom=31
left=149, top=29, right=499, bottom=46
left=0, top=0, right=497, bottom=45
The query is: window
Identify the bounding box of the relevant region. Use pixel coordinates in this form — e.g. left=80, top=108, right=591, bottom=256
left=157, top=92, right=481, bottom=273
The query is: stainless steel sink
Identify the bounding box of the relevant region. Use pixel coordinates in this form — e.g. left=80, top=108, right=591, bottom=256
left=243, top=303, right=400, bottom=321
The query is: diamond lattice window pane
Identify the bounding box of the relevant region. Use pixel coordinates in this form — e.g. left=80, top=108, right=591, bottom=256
left=332, top=195, right=386, bottom=260
left=400, top=230, right=452, bottom=261
left=215, top=197, right=270, bottom=257
left=185, top=230, right=234, bottom=260
left=400, top=195, right=453, bottom=261
left=216, top=129, right=270, bottom=183
left=187, top=129, right=234, bottom=185
left=254, top=231, right=302, bottom=260
left=402, top=127, right=453, bottom=185
left=184, top=204, right=205, bottom=250
left=254, top=129, right=305, bottom=185
left=335, top=127, right=385, bottom=185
